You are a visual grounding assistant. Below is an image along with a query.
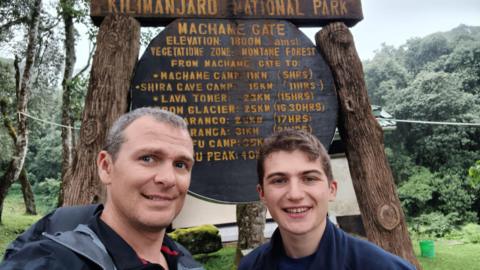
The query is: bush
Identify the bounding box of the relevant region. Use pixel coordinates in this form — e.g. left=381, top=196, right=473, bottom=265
left=411, top=212, right=459, bottom=238
left=33, top=178, right=60, bottom=213
left=461, top=223, right=480, bottom=244
left=169, top=224, right=222, bottom=255
left=398, top=167, right=435, bottom=216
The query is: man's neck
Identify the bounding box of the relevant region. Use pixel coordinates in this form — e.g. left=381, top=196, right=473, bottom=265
left=100, top=205, right=167, bottom=266
left=279, top=219, right=328, bottom=258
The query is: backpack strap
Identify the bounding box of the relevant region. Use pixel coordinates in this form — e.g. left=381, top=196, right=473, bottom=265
left=43, top=224, right=117, bottom=270
left=4, top=204, right=101, bottom=260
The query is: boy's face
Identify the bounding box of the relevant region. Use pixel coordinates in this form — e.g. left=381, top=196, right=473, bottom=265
left=258, top=150, right=337, bottom=237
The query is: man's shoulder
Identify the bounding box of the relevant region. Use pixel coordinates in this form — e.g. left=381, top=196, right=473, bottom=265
left=338, top=229, right=416, bottom=269
left=0, top=237, right=97, bottom=270
left=238, top=242, right=271, bottom=270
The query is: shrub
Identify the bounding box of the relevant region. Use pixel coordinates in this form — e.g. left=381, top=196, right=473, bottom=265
left=398, top=167, right=435, bottom=216
left=461, top=223, right=480, bottom=244
left=411, top=211, right=459, bottom=238
left=169, top=224, right=222, bottom=255
left=33, top=178, right=60, bottom=213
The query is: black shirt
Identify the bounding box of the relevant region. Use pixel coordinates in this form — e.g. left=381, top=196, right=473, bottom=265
left=90, top=214, right=179, bottom=270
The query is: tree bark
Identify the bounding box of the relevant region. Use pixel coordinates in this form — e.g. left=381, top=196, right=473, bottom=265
left=57, top=0, right=77, bottom=206
left=315, top=23, right=421, bottom=269
left=61, top=14, right=140, bottom=206
left=0, top=0, right=42, bottom=223
left=235, top=203, right=266, bottom=266
left=19, top=168, right=36, bottom=214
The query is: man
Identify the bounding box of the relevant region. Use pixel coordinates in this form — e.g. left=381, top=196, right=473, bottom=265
left=238, top=129, right=415, bottom=270
left=1, top=107, right=204, bottom=270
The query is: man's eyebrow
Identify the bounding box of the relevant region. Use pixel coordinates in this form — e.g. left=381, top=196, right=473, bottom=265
left=265, top=172, right=287, bottom=180
left=178, top=154, right=195, bottom=164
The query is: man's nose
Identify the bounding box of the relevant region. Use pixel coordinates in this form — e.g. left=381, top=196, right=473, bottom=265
left=153, top=162, right=176, bottom=188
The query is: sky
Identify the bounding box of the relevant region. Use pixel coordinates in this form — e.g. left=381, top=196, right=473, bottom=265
left=74, top=0, right=480, bottom=69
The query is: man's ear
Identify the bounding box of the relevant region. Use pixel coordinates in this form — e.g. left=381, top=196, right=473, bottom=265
left=257, top=184, right=265, bottom=202
left=97, top=150, right=113, bottom=185
left=328, top=180, right=338, bottom=201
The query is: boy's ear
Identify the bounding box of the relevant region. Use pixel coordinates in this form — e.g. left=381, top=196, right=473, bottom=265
left=97, top=150, right=113, bottom=185
left=329, top=180, right=338, bottom=201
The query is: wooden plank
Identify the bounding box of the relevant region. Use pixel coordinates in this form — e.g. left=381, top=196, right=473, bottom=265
left=91, top=0, right=363, bottom=27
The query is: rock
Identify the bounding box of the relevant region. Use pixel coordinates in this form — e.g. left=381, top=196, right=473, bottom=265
left=169, top=224, right=222, bottom=255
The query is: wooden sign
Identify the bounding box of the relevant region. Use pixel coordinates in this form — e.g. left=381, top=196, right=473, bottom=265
left=91, top=0, right=363, bottom=27
left=130, top=19, right=337, bottom=203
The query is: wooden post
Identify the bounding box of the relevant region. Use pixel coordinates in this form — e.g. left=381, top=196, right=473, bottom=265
left=315, top=22, right=421, bottom=269
left=61, top=14, right=140, bottom=206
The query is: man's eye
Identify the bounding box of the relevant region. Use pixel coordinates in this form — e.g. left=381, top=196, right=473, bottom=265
left=140, top=155, right=154, bottom=163
left=271, top=178, right=286, bottom=184
left=175, top=161, right=187, bottom=169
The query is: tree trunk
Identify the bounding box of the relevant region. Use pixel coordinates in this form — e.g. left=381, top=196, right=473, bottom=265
left=61, top=14, right=140, bottom=206
left=19, top=168, right=36, bottom=214
left=315, top=23, right=421, bottom=269
left=57, top=0, right=77, bottom=206
left=1, top=99, right=37, bottom=215
left=0, top=0, right=42, bottom=223
left=235, top=203, right=266, bottom=266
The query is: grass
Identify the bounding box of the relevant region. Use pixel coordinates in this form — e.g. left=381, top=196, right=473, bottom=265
left=1, top=190, right=479, bottom=270
left=196, top=246, right=236, bottom=270
left=413, top=239, right=480, bottom=270
left=0, top=190, right=42, bottom=257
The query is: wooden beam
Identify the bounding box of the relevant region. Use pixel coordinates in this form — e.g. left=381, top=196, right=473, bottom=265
left=90, top=0, right=363, bottom=27
left=315, top=22, right=421, bottom=269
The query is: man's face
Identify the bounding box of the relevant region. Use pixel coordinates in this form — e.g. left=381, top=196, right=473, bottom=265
left=258, top=150, right=337, bottom=237
left=98, top=116, right=194, bottom=231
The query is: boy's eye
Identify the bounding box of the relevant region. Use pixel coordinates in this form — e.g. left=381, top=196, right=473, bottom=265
left=304, top=175, right=320, bottom=181
left=140, top=155, right=154, bottom=163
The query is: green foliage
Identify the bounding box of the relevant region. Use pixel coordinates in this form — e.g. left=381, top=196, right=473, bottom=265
left=402, top=34, right=452, bottom=75
left=33, top=178, right=60, bottom=213
left=26, top=129, right=62, bottom=184
left=432, top=173, right=476, bottom=220
left=468, top=160, right=480, bottom=188
left=460, top=223, right=480, bottom=244
left=365, top=26, right=480, bottom=224
left=411, top=212, right=459, bottom=238
left=169, top=225, right=222, bottom=255
left=398, top=167, right=435, bottom=216
left=399, top=166, right=477, bottom=228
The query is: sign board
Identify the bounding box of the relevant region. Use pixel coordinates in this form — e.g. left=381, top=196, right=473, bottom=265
left=91, top=0, right=363, bottom=27
left=130, top=19, right=337, bottom=203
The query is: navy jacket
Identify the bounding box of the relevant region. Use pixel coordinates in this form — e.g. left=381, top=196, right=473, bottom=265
left=239, top=220, right=416, bottom=270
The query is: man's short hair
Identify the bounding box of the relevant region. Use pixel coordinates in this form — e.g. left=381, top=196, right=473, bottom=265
left=257, top=129, right=333, bottom=185
left=103, top=107, right=188, bottom=160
